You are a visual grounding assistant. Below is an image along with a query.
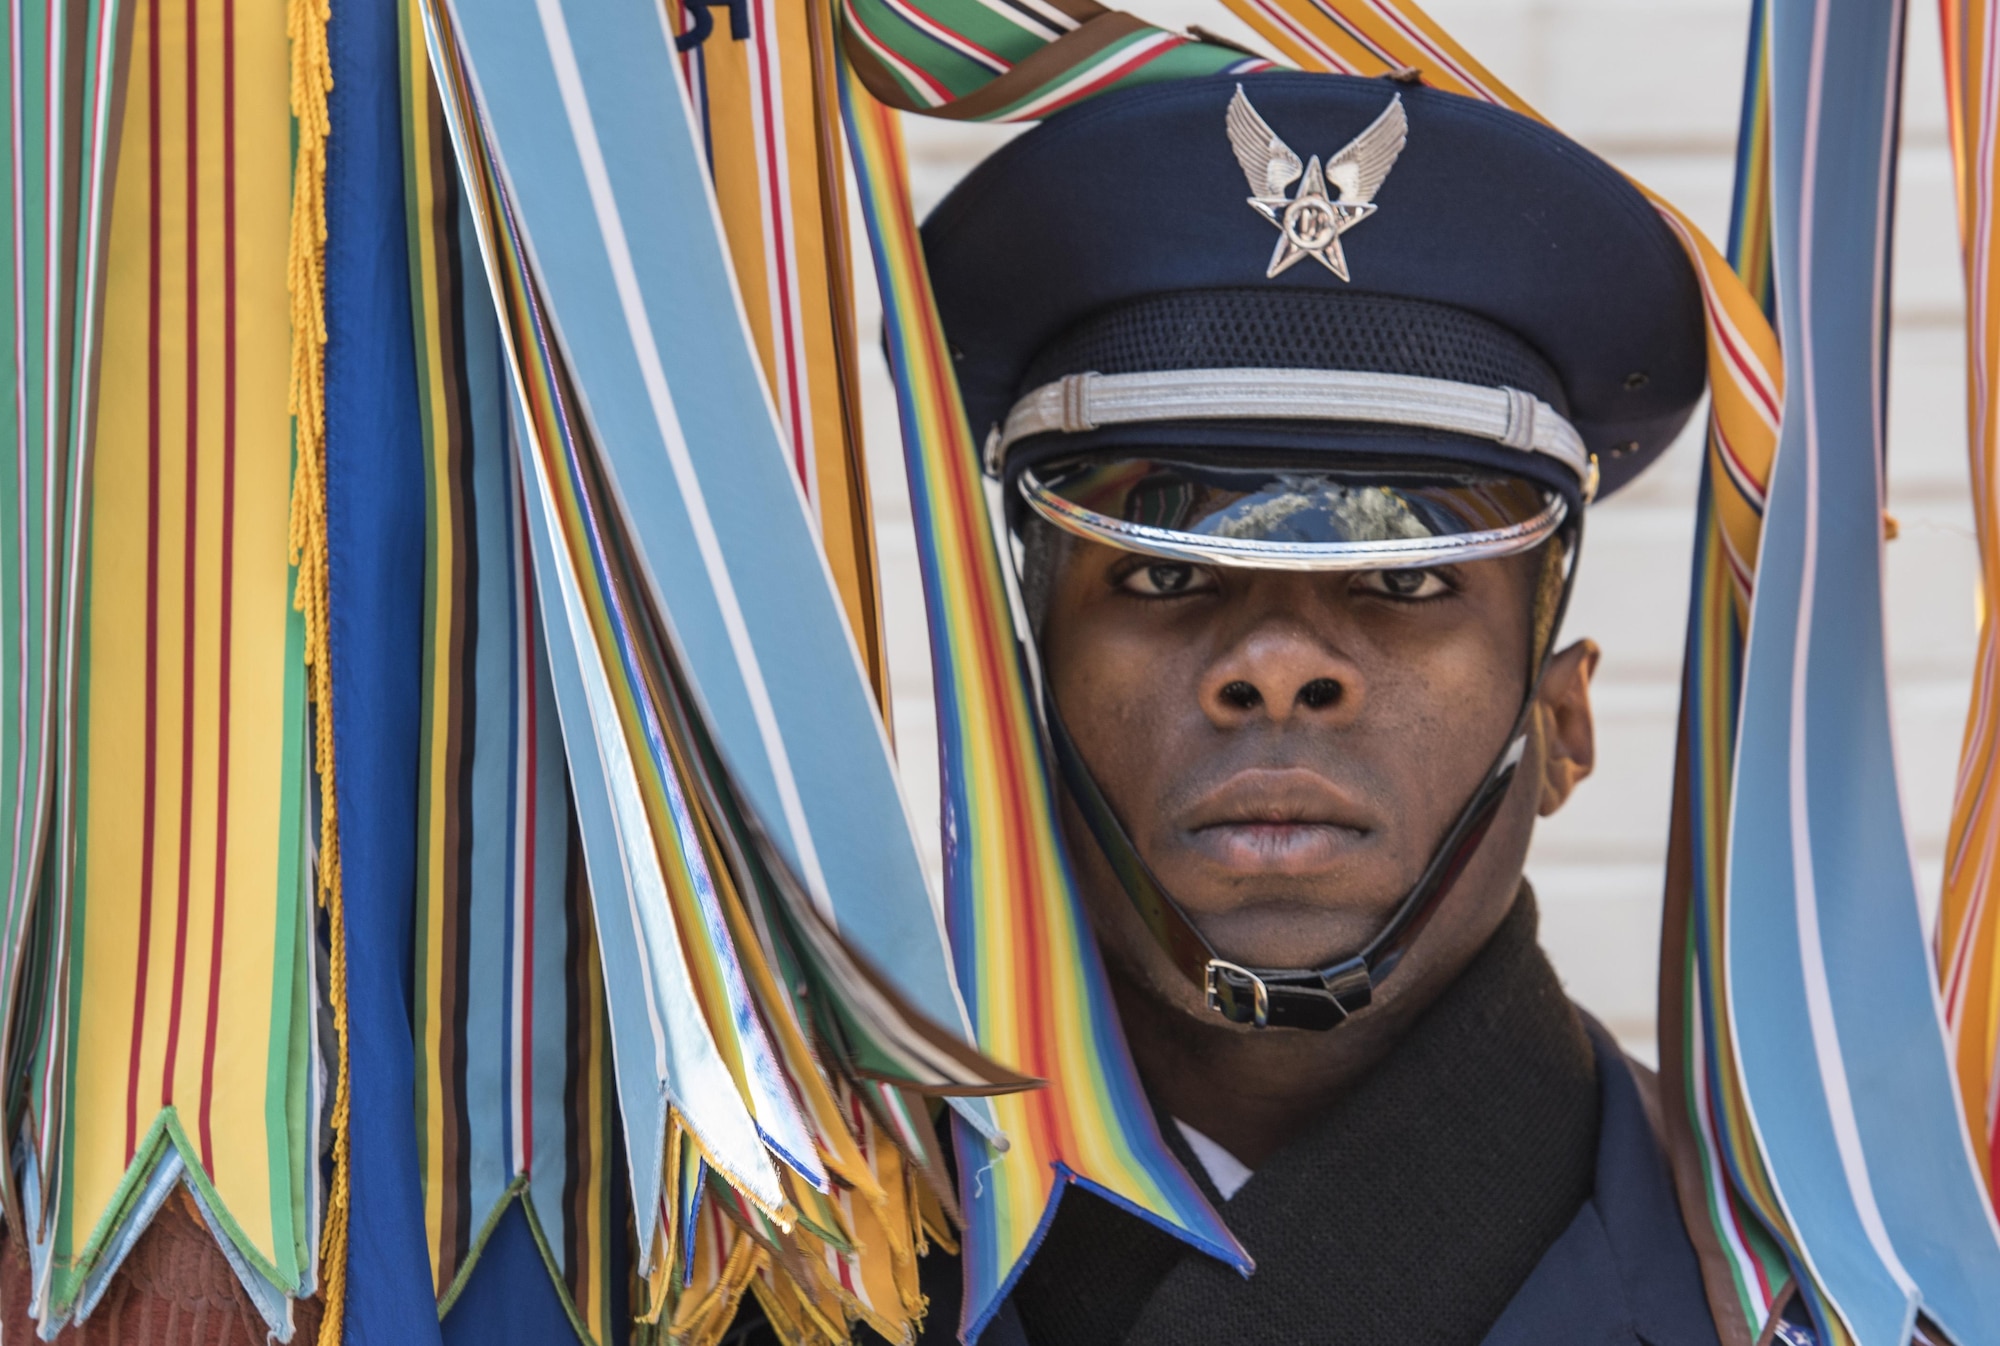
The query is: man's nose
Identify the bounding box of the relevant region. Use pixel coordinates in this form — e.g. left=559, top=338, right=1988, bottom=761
left=1199, top=621, right=1364, bottom=727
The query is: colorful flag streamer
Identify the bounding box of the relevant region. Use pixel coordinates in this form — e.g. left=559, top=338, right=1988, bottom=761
left=1731, top=0, right=2000, bottom=1342
left=430, top=0, right=1000, bottom=1108
left=840, top=0, right=1272, bottom=120
left=420, top=0, right=788, bottom=1252
left=1939, top=0, right=2000, bottom=1212
left=416, top=1, right=1032, bottom=1339
left=669, top=0, right=889, bottom=699
left=401, top=22, right=622, bottom=1339
left=0, top=0, right=130, bottom=1236
left=21, top=0, right=323, bottom=1332
left=1660, top=7, right=1803, bottom=1336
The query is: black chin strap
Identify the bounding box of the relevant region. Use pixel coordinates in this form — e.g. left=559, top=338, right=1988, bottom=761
left=1046, top=696, right=1526, bottom=1030
left=1043, top=526, right=1582, bottom=1032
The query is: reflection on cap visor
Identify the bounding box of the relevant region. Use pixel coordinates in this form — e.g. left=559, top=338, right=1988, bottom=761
left=1019, top=456, right=1567, bottom=572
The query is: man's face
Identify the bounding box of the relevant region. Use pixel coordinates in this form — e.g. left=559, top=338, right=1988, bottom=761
left=1039, top=536, right=1594, bottom=1025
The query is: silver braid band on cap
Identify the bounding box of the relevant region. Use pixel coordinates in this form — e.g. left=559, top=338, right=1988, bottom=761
left=985, top=367, right=1599, bottom=500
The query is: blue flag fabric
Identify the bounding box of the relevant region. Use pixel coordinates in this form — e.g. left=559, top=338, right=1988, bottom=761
left=442, top=1201, right=585, bottom=1346
left=324, top=0, right=438, bottom=1340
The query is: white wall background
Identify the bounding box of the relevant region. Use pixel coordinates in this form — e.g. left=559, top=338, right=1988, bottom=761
left=853, top=0, right=1980, bottom=1061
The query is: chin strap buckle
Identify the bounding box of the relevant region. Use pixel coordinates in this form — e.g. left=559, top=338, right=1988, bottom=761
left=1205, top=959, right=1271, bottom=1027
left=1205, top=956, right=1375, bottom=1030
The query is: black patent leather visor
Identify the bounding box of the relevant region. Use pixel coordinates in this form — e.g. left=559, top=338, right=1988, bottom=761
left=1020, top=456, right=1566, bottom=572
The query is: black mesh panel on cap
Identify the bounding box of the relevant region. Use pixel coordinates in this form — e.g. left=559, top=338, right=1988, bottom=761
left=1018, top=288, right=1570, bottom=417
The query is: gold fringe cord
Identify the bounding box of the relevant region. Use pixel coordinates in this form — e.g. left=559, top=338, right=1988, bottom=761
left=285, top=0, right=344, bottom=1335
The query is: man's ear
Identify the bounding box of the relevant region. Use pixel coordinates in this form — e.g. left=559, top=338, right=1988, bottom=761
left=1536, top=638, right=1600, bottom=817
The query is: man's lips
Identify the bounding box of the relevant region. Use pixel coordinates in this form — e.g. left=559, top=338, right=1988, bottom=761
left=1175, top=769, right=1375, bottom=873
left=1188, top=821, right=1367, bottom=871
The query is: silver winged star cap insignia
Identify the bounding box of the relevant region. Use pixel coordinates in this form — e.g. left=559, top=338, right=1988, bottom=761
left=1225, top=85, right=1407, bottom=281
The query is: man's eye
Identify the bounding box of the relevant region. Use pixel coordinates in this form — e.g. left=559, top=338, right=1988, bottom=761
left=1118, top=562, right=1217, bottom=597
left=1354, top=568, right=1450, bottom=600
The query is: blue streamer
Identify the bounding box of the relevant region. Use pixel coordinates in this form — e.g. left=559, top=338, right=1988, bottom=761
left=325, top=0, right=438, bottom=1339
left=1729, top=1, right=2000, bottom=1341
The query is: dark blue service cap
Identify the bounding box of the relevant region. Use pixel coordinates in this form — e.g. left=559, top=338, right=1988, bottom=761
left=921, top=71, right=1706, bottom=510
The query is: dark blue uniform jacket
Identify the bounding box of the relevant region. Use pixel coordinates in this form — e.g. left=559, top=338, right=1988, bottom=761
left=965, top=1023, right=1720, bottom=1346
left=1476, top=1023, right=1721, bottom=1346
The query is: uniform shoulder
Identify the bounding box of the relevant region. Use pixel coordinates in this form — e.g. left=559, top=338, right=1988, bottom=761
left=1614, top=1039, right=1669, bottom=1149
